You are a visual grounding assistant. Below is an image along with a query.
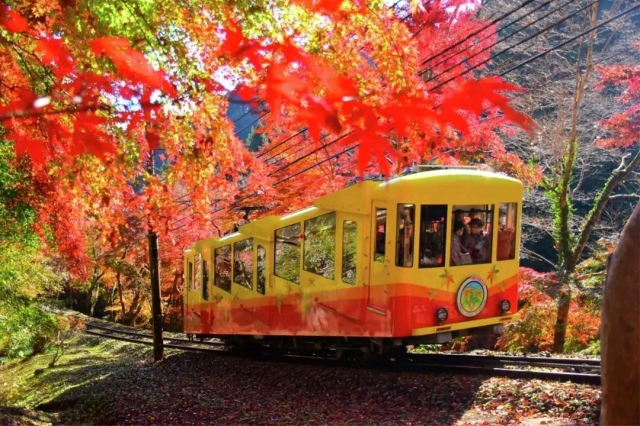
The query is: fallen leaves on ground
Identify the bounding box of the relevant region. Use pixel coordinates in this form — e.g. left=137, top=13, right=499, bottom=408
left=7, top=340, right=600, bottom=426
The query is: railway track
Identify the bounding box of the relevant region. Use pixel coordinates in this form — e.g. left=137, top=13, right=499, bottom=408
left=84, top=323, right=226, bottom=353
left=393, top=353, right=600, bottom=385
left=84, top=322, right=601, bottom=384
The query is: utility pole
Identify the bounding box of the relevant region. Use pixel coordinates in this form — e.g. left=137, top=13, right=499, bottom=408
left=148, top=151, right=164, bottom=361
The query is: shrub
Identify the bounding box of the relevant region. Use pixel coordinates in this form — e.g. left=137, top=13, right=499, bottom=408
left=0, top=243, right=62, bottom=360
left=496, top=267, right=601, bottom=353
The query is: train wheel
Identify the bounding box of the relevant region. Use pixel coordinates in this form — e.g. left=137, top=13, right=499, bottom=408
left=339, top=348, right=368, bottom=366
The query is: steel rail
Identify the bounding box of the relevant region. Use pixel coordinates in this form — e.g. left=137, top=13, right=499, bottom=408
left=404, top=352, right=600, bottom=367
left=387, top=361, right=601, bottom=384
left=84, top=323, right=226, bottom=349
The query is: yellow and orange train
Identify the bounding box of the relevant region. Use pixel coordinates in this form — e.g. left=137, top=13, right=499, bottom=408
left=183, top=166, right=521, bottom=357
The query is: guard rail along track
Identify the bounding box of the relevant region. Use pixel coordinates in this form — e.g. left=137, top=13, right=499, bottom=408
left=84, top=323, right=601, bottom=385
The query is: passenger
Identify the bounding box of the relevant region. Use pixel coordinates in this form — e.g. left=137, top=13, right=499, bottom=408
left=497, top=227, right=515, bottom=260
left=451, top=222, right=472, bottom=265
left=464, top=218, right=491, bottom=263
left=422, top=221, right=440, bottom=264
left=402, top=212, right=414, bottom=267
left=453, top=209, right=470, bottom=245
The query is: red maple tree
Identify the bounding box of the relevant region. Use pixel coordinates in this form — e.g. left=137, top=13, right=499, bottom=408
left=0, top=0, right=536, bottom=287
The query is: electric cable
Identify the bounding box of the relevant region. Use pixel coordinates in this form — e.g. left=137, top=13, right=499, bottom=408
left=427, top=0, right=600, bottom=91
left=170, top=0, right=635, bottom=230
left=423, top=0, right=555, bottom=82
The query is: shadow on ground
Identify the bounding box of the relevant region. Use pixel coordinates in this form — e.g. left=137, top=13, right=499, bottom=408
left=26, top=350, right=491, bottom=425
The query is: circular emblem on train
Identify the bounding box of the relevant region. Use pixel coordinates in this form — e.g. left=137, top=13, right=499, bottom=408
left=456, top=276, right=488, bottom=317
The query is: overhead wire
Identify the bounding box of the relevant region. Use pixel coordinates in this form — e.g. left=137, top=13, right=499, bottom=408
left=422, top=0, right=555, bottom=82
left=264, top=0, right=551, bottom=166
left=173, top=0, right=639, bottom=231
left=419, top=0, right=537, bottom=70
left=263, top=0, right=578, bottom=177
left=258, top=1, right=638, bottom=190
left=426, top=0, right=600, bottom=91
left=170, top=0, right=553, bottom=229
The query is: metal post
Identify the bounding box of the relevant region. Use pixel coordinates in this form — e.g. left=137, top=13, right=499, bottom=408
left=147, top=151, right=164, bottom=361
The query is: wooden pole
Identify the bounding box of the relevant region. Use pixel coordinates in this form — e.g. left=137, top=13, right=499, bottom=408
left=600, top=200, right=640, bottom=425
left=148, top=151, right=164, bottom=361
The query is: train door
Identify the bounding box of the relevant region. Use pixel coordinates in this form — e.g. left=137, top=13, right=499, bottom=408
left=330, top=212, right=362, bottom=324
left=184, top=254, right=195, bottom=333
left=368, top=202, right=389, bottom=315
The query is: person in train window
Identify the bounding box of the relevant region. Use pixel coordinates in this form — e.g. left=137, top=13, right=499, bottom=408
left=451, top=221, right=472, bottom=265
left=453, top=209, right=470, bottom=245
left=402, top=214, right=414, bottom=267
left=422, top=221, right=439, bottom=264
left=464, top=218, right=491, bottom=263
left=497, top=227, right=515, bottom=260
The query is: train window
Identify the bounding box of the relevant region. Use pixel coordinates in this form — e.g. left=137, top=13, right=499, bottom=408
left=257, top=245, right=266, bottom=295
left=214, top=245, right=232, bottom=292
left=193, top=253, right=201, bottom=290
left=304, top=212, right=336, bottom=280
left=202, top=259, right=209, bottom=300
left=419, top=205, right=447, bottom=268
left=374, top=208, right=386, bottom=262
left=342, top=220, right=357, bottom=285
left=187, top=261, right=193, bottom=291
left=275, top=223, right=301, bottom=284
left=452, top=205, right=494, bottom=265
left=396, top=204, right=415, bottom=267
left=233, top=238, right=253, bottom=290
left=497, top=203, right=517, bottom=260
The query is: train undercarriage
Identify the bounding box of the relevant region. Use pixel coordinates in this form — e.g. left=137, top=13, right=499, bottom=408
left=186, top=322, right=504, bottom=362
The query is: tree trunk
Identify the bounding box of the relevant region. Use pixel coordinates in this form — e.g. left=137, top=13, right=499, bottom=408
left=600, top=200, right=640, bottom=425
left=552, top=283, right=572, bottom=353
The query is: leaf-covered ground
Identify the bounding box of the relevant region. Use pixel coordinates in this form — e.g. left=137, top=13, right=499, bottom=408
left=0, top=331, right=601, bottom=426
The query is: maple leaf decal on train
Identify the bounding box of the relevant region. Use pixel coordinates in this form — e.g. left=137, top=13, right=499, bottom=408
left=439, top=269, right=455, bottom=290
left=487, top=265, right=500, bottom=286
left=428, top=288, right=437, bottom=301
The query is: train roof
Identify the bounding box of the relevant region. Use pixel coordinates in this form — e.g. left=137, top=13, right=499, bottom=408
left=314, top=169, right=522, bottom=214
left=188, top=168, right=523, bottom=251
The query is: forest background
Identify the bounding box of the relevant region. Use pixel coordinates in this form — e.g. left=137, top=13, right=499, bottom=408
left=0, top=0, right=638, bottom=361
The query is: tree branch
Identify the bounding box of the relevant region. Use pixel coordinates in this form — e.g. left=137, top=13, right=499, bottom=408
left=573, top=149, right=640, bottom=262
left=609, top=193, right=640, bottom=200
left=520, top=246, right=558, bottom=269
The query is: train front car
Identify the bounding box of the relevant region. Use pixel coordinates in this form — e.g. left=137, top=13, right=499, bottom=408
left=367, top=168, right=521, bottom=347
left=182, top=166, right=522, bottom=356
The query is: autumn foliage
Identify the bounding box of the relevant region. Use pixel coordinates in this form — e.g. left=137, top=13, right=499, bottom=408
left=496, top=267, right=601, bottom=353
left=594, top=46, right=640, bottom=149
left=0, top=0, right=540, bottom=287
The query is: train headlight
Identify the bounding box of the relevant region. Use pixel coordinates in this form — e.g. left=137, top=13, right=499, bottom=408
left=436, top=308, right=448, bottom=323
left=500, top=299, right=511, bottom=314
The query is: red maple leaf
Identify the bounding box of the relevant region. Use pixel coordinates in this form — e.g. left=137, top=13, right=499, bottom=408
left=35, top=39, right=75, bottom=77
left=92, top=37, right=177, bottom=97
left=9, top=130, right=48, bottom=164
left=0, top=6, right=28, bottom=33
